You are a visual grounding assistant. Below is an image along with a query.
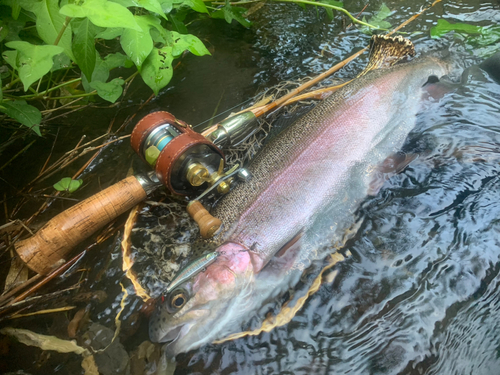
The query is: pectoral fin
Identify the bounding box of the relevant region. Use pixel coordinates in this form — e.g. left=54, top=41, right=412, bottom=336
left=253, top=231, right=303, bottom=275
left=368, top=152, right=418, bottom=196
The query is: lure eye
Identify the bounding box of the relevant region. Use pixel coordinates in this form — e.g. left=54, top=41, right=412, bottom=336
left=170, top=291, right=187, bottom=310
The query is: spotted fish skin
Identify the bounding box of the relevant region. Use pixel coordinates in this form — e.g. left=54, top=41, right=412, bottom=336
left=150, top=54, right=450, bottom=357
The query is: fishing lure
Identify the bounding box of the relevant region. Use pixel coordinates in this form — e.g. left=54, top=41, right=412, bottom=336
left=165, top=251, right=219, bottom=294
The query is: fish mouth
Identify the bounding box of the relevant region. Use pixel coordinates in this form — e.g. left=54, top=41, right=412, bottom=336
left=161, top=323, right=196, bottom=358
left=161, top=324, right=185, bottom=343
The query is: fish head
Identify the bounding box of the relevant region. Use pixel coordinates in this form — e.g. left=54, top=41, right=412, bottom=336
left=149, top=242, right=254, bottom=357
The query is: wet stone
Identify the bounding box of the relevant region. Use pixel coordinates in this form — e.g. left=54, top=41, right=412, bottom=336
left=82, top=323, right=130, bottom=375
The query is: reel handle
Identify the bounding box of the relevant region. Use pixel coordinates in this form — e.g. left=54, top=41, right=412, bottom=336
left=15, top=175, right=148, bottom=275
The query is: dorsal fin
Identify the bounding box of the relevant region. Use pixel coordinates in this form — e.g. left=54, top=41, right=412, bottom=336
left=359, top=35, right=416, bottom=76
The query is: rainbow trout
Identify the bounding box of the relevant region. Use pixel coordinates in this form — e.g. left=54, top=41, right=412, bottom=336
left=149, top=37, right=449, bottom=357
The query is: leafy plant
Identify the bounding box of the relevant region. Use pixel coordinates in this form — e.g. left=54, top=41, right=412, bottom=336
left=360, top=3, right=392, bottom=34
left=0, top=0, right=216, bottom=135
left=53, top=177, right=83, bottom=192
left=0, top=0, right=380, bottom=136
left=431, top=19, right=500, bottom=57
left=430, top=19, right=482, bottom=38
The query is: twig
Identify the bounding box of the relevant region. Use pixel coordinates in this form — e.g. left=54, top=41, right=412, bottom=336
left=389, top=0, right=443, bottom=34
left=7, top=251, right=86, bottom=306
left=39, top=128, right=59, bottom=175
left=346, top=2, right=369, bottom=29
left=4, top=78, right=84, bottom=100
left=9, top=306, right=76, bottom=319
left=40, top=96, right=85, bottom=115
left=17, top=220, right=34, bottom=236
left=0, top=284, right=81, bottom=317
left=36, top=194, right=80, bottom=202
left=43, top=102, right=92, bottom=122
left=0, top=274, right=42, bottom=307
left=114, top=93, right=155, bottom=133
left=0, top=141, right=36, bottom=172
left=42, top=92, right=97, bottom=101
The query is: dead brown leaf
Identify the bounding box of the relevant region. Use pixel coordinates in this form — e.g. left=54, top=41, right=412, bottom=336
left=4, top=257, right=29, bottom=292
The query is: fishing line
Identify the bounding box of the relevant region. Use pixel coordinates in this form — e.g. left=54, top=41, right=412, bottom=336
left=193, top=97, right=255, bottom=130
left=192, top=69, right=318, bottom=130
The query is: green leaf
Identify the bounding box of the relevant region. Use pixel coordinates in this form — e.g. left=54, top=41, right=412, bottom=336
left=360, top=3, right=392, bottom=34
left=2, top=50, right=17, bottom=69
left=0, top=100, right=42, bottom=135
left=60, top=0, right=141, bottom=31
left=18, top=0, right=75, bottom=61
left=81, top=52, right=132, bottom=93
left=430, top=20, right=500, bottom=57
left=140, top=46, right=173, bottom=95
left=375, top=3, right=391, bottom=21
left=104, top=52, right=133, bottom=69
left=159, top=0, right=207, bottom=14
left=81, top=54, right=109, bottom=92
left=168, top=13, right=188, bottom=34
left=95, top=27, right=123, bottom=40
left=0, top=77, right=3, bottom=101
left=90, top=77, right=124, bottom=102
left=211, top=5, right=251, bottom=28
left=158, top=0, right=173, bottom=13
left=138, top=14, right=169, bottom=39
left=72, top=18, right=100, bottom=80
left=51, top=53, right=72, bottom=71
left=0, top=20, right=10, bottom=42
left=109, top=0, right=136, bottom=6
left=136, top=0, right=167, bottom=19
left=430, top=19, right=483, bottom=38
left=5, top=41, right=64, bottom=91
left=170, top=31, right=210, bottom=57
left=150, top=28, right=166, bottom=44
left=1, top=15, right=26, bottom=42
left=475, top=26, right=500, bottom=46
left=179, top=0, right=208, bottom=13
left=53, top=177, right=83, bottom=192
left=120, top=15, right=155, bottom=67
left=1, top=0, right=22, bottom=19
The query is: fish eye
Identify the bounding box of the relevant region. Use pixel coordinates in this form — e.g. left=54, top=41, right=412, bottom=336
left=169, top=291, right=187, bottom=310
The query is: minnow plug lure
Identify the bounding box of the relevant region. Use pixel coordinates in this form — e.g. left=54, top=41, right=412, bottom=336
left=165, top=251, right=219, bottom=294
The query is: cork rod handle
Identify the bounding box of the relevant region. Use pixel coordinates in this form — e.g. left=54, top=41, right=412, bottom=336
left=15, top=175, right=148, bottom=275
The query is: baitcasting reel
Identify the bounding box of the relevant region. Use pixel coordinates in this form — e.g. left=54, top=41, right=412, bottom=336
left=131, top=110, right=257, bottom=197
left=131, top=111, right=227, bottom=196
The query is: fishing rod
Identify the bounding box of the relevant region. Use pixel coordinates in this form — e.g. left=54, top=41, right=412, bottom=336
left=13, top=0, right=443, bottom=276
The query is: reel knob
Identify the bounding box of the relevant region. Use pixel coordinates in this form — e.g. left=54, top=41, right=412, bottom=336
left=187, top=200, right=222, bottom=239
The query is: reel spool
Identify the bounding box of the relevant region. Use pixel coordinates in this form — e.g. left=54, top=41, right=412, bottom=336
left=131, top=111, right=226, bottom=196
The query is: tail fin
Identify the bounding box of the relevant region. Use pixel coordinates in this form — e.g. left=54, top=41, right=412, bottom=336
left=360, top=35, right=416, bottom=76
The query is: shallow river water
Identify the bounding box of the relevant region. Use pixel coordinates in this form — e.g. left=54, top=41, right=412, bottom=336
left=2, top=0, right=500, bottom=374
